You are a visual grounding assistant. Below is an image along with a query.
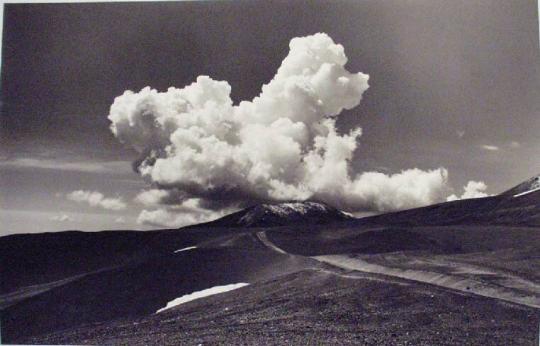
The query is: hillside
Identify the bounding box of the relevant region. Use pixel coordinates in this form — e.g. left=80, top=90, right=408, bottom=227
left=2, top=175, right=540, bottom=344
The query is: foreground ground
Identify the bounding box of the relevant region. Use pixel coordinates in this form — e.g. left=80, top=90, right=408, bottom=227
left=21, top=269, right=538, bottom=345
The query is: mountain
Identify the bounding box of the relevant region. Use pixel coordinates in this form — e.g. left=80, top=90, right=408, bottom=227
left=2, top=175, right=540, bottom=344
left=197, top=173, right=540, bottom=230
left=501, top=174, right=540, bottom=197
left=354, top=174, right=540, bottom=227
left=197, top=201, right=353, bottom=228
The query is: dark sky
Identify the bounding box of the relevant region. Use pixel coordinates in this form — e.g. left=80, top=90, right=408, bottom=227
left=1, top=0, right=539, bottom=234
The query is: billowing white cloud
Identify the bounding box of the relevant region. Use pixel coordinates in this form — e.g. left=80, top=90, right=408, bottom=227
left=67, top=190, right=127, bottom=210
left=49, top=214, right=73, bottom=222
left=342, top=168, right=450, bottom=212
left=137, top=198, right=228, bottom=228
left=481, top=145, right=499, bottom=151
left=135, top=189, right=167, bottom=207
left=114, top=217, right=126, bottom=224
left=447, top=181, right=490, bottom=201
left=135, top=188, right=185, bottom=207
left=109, top=33, right=451, bottom=221
left=137, top=209, right=195, bottom=228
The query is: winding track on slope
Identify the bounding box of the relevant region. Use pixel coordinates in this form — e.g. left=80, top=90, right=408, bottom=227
left=255, top=231, right=287, bottom=254
left=255, top=231, right=540, bottom=309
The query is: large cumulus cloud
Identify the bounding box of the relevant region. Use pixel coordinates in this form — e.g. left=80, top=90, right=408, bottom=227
left=109, top=33, right=450, bottom=226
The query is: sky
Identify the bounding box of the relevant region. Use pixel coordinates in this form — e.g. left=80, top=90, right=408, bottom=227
left=1, top=0, right=539, bottom=235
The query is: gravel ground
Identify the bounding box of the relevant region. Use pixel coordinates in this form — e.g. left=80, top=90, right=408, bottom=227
left=22, top=269, right=539, bottom=346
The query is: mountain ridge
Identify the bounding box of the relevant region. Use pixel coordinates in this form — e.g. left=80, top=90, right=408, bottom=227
left=501, top=174, right=540, bottom=197
left=193, top=201, right=353, bottom=228
left=353, top=173, right=540, bottom=227
left=188, top=173, right=540, bottom=229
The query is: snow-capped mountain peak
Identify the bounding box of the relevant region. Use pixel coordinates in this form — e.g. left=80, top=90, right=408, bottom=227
left=513, top=185, right=540, bottom=198
left=238, top=202, right=344, bottom=226
left=501, top=174, right=540, bottom=198
left=199, top=201, right=354, bottom=228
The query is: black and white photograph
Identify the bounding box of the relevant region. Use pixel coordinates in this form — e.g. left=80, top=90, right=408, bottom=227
left=1, top=0, right=540, bottom=344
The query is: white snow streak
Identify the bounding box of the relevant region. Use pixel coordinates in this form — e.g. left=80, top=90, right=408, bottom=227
left=173, top=246, right=198, bottom=253
left=514, top=186, right=540, bottom=198
left=156, top=283, right=249, bottom=313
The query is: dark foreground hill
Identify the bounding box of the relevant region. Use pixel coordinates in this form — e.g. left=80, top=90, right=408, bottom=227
left=2, top=246, right=317, bottom=341
left=0, top=227, right=237, bottom=294
left=20, top=269, right=539, bottom=346
left=2, top=175, right=540, bottom=344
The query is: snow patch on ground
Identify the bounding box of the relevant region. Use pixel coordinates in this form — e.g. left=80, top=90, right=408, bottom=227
left=156, top=283, right=249, bottom=313
left=513, top=186, right=540, bottom=198
left=174, top=246, right=198, bottom=253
